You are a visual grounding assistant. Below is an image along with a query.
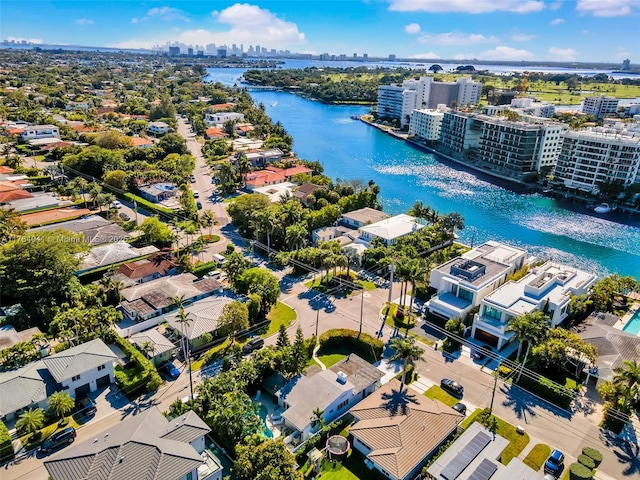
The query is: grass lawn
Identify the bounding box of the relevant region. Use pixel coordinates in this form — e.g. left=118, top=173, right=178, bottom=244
left=19, top=416, right=82, bottom=452
left=424, top=385, right=459, bottom=407
left=317, top=353, right=347, bottom=368
left=191, top=339, right=231, bottom=371
left=356, top=279, right=376, bottom=291
left=264, top=301, right=297, bottom=337
left=493, top=416, right=530, bottom=465
left=304, top=448, right=384, bottom=480
left=460, top=408, right=483, bottom=430
left=523, top=443, right=551, bottom=472
left=315, top=342, right=377, bottom=365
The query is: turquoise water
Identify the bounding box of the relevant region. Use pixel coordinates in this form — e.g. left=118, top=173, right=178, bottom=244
left=622, top=309, right=640, bottom=335
left=256, top=403, right=274, bottom=438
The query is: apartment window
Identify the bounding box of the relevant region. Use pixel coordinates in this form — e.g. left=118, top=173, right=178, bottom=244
left=484, top=305, right=502, bottom=321
left=337, top=399, right=350, bottom=410
left=458, top=287, right=473, bottom=302
left=72, top=375, right=81, bottom=382
left=98, top=364, right=106, bottom=371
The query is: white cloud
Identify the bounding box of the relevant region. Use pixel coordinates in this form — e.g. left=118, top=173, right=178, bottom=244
left=75, top=18, right=94, bottom=26
left=131, top=6, right=190, bottom=24
left=410, top=52, right=441, bottom=59
left=388, top=0, right=545, bottom=14
left=576, top=0, right=637, bottom=17
left=479, top=45, right=535, bottom=60
left=116, top=3, right=305, bottom=50
left=550, top=18, right=565, bottom=25
left=405, top=23, right=421, bottom=34
left=548, top=46, right=577, bottom=61
left=5, top=36, right=43, bottom=44
left=550, top=1, right=563, bottom=9
left=453, top=53, right=475, bottom=60
left=418, top=32, right=498, bottom=46
left=511, top=32, right=535, bottom=41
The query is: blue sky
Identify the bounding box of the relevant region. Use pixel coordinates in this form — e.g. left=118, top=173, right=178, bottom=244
left=2, top=1, right=639, bottom=62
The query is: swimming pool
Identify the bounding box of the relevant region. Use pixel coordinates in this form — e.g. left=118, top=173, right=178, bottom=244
left=622, top=308, right=640, bottom=336
left=256, top=403, right=274, bottom=438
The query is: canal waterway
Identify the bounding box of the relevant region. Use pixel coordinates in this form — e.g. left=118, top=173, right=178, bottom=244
left=204, top=69, right=640, bottom=279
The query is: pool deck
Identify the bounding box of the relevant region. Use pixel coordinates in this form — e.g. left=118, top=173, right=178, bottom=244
left=254, top=392, right=284, bottom=438
left=613, top=301, right=640, bottom=331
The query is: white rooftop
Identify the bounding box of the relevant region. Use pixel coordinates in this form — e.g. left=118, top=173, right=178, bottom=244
left=252, top=182, right=297, bottom=203
left=358, top=214, right=424, bottom=242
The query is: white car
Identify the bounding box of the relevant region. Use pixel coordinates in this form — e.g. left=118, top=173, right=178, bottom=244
left=111, top=200, right=123, bottom=209
left=192, top=190, right=199, bottom=198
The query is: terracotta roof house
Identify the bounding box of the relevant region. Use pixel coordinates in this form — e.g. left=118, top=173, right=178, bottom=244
left=205, top=127, right=226, bottom=140
left=208, top=103, right=234, bottom=111
left=44, top=407, right=223, bottom=480
left=116, top=252, right=178, bottom=286
left=244, top=165, right=314, bottom=190
left=293, top=182, right=326, bottom=206
left=349, top=379, right=463, bottom=480
left=0, top=188, right=33, bottom=205
left=131, top=136, right=154, bottom=148
left=234, top=123, right=254, bottom=136
left=0, top=166, right=14, bottom=175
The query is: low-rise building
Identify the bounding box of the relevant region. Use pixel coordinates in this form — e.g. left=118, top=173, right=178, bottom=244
left=350, top=379, right=464, bottom=480
left=115, top=252, right=178, bottom=287
left=244, top=165, right=312, bottom=190
left=31, top=215, right=130, bottom=246
left=139, top=182, right=177, bottom=203
left=472, top=261, right=597, bottom=349
left=341, top=207, right=390, bottom=228
left=20, top=124, right=60, bottom=141
left=204, top=127, right=226, bottom=140
left=130, top=328, right=178, bottom=367
left=427, top=241, right=527, bottom=321
left=77, top=243, right=159, bottom=275
left=312, top=225, right=356, bottom=246
left=357, top=214, right=424, bottom=247
left=245, top=148, right=284, bottom=167
left=204, top=111, right=244, bottom=126
left=148, top=121, right=169, bottom=135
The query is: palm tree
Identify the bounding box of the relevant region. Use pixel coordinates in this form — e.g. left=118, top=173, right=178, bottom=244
left=15, top=408, right=45, bottom=439
left=407, top=259, right=431, bottom=317
left=613, top=360, right=640, bottom=410
left=285, top=223, right=308, bottom=251
left=253, top=209, right=277, bottom=252
left=389, top=336, right=425, bottom=391
left=102, top=193, right=116, bottom=216
left=172, top=295, right=195, bottom=401
left=139, top=341, right=155, bottom=360
left=506, top=311, right=550, bottom=382
left=71, top=177, right=89, bottom=207
left=310, top=407, right=326, bottom=430
left=200, top=210, right=215, bottom=236
left=47, top=391, right=75, bottom=422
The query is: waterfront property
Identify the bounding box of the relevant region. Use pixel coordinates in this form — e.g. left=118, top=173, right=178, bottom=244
left=472, top=261, right=597, bottom=349
left=426, top=241, right=527, bottom=321
left=357, top=214, right=424, bottom=247
left=244, top=147, right=284, bottom=167
left=44, top=407, right=223, bottom=480
left=341, top=206, right=390, bottom=228
left=244, top=165, right=312, bottom=190
left=409, top=107, right=446, bottom=142
left=349, top=379, right=464, bottom=480
left=204, top=111, right=244, bottom=127
left=425, top=422, right=545, bottom=480
left=582, top=95, right=619, bottom=119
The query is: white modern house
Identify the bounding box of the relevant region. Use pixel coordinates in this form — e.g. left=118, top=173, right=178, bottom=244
left=341, top=207, right=390, bottom=229
left=204, top=111, right=244, bottom=127
left=472, top=262, right=597, bottom=349
left=357, top=214, right=424, bottom=247
left=148, top=121, right=169, bottom=135
left=20, top=124, right=60, bottom=141
left=426, top=241, right=527, bottom=321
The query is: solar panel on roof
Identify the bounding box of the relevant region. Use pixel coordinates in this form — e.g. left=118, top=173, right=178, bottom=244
left=468, top=458, right=498, bottom=480
left=440, top=431, right=491, bottom=480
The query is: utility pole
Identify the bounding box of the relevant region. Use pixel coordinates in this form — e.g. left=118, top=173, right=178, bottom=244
left=387, top=263, right=396, bottom=304
left=358, top=286, right=364, bottom=337
left=489, top=370, right=499, bottom=414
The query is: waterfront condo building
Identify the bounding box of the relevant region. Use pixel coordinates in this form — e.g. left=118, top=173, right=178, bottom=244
left=408, top=107, right=447, bottom=142
left=553, top=127, right=640, bottom=192
left=582, top=95, right=620, bottom=119
left=426, top=241, right=527, bottom=322
left=472, top=262, right=596, bottom=350
left=377, top=77, right=482, bottom=127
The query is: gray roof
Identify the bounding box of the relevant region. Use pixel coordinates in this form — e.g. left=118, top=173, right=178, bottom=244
left=44, top=407, right=210, bottom=480
left=341, top=207, right=390, bottom=225
left=130, top=328, right=177, bottom=357
left=0, top=324, right=42, bottom=349
left=165, top=296, right=235, bottom=340
left=0, top=361, right=57, bottom=417
left=329, top=354, right=384, bottom=392
left=32, top=215, right=130, bottom=246
left=79, top=243, right=158, bottom=272
left=42, top=339, right=117, bottom=383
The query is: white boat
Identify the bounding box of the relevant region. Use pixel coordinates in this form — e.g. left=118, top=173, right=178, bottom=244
left=594, top=203, right=611, bottom=214
left=271, top=101, right=278, bottom=107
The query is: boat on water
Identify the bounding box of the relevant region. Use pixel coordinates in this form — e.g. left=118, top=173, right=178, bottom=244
left=594, top=203, right=611, bottom=214
left=271, top=101, right=278, bottom=107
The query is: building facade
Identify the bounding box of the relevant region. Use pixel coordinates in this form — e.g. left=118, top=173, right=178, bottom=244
left=582, top=95, right=620, bottom=119
left=21, top=125, right=60, bottom=140
left=409, top=108, right=446, bottom=142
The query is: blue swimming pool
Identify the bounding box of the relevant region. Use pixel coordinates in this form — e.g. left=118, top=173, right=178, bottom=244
left=256, top=403, right=274, bottom=438
left=622, top=308, right=640, bottom=336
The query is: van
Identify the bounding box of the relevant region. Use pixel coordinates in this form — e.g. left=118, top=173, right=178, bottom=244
left=242, top=337, right=264, bottom=354
left=207, top=270, right=221, bottom=279
left=213, top=253, right=226, bottom=266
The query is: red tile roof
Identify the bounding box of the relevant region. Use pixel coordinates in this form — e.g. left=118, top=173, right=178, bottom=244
left=131, top=137, right=154, bottom=147
left=205, top=128, right=226, bottom=139
left=0, top=189, right=33, bottom=203
left=209, top=103, right=233, bottom=111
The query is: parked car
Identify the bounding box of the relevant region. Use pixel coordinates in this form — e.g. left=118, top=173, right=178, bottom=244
left=206, top=270, right=221, bottom=279
left=76, top=396, right=97, bottom=416
left=119, top=212, right=131, bottom=221
left=472, top=345, right=493, bottom=361
left=190, top=174, right=196, bottom=183
left=192, top=190, right=199, bottom=198
left=111, top=200, right=123, bottom=209
left=440, top=378, right=464, bottom=397
left=242, top=337, right=265, bottom=354
left=452, top=402, right=467, bottom=415
left=40, top=427, right=76, bottom=453
left=160, top=362, right=180, bottom=379
left=196, top=201, right=203, bottom=209
left=544, top=450, right=565, bottom=477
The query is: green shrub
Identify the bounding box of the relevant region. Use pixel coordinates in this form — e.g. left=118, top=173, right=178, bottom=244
left=191, top=261, right=217, bottom=278
left=395, top=364, right=416, bottom=384
left=0, top=421, right=13, bottom=463
left=54, top=342, right=69, bottom=353
left=497, top=365, right=512, bottom=378
left=114, top=336, right=162, bottom=396
left=516, top=375, right=574, bottom=409
left=569, top=462, right=593, bottom=480
left=578, top=454, right=595, bottom=470
left=122, top=192, right=175, bottom=218
left=319, top=329, right=384, bottom=360
left=581, top=446, right=603, bottom=467
left=226, top=244, right=235, bottom=253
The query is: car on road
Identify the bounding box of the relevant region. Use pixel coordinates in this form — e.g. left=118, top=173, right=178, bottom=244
left=40, top=427, right=76, bottom=453
left=111, top=200, right=123, bottom=209
left=440, top=378, right=464, bottom=397
left=190, top=174, right=196, bottom=183
left=160, top=362, right=180, bottom=379
left=242, top=337, right=264, bottom=354
left=76, top=396, right=97, bottom=416
left=452, top=402, right=467, bottom=415
left=119, top=212, right=131, bottom=221
left=544, top=450, right=565, bottom=477
left=193, top=190, right=199, bottom=198
left=472, top=345, right=493, bottom=361
left=196, top=201, right=203, bottom=209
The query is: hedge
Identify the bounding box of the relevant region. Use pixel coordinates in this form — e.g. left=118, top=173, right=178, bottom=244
left=578, top=454, right=595, bottom=470
left=0, top=421, right=13, bottom=464
left=113, top=336, right=162, bottom=396
left=581, top=447, right=603, bottom=467
left=569, top=462, right=593, bottom=480
left=192, top=261, right=217, bottom=278
left=318, top=329, right=384, bottom=361
left=121, top=192, right=176, bottom=218
left=516, top=375, right=574, bottom=409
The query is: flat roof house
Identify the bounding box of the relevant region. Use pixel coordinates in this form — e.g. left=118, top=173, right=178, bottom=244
left=357, top=214, right=424, bottom=247
left=275, top=354, right=383, bottom=441
left=44, top=407, right=223, bottom=480
left=204, top=111, right=244, bottom=126
left=349, top=379, right=464, bottom=480
left=472, top=261, right=597, bottom=349
left=148, top=121, right=169, bottom=135
left=426, top=241, right=527, bottom=321
left=139, top=182, right=177, bottom=203
left=21, top=124, right=60, bottom=141
left=245, top=148, right=284, bottom=167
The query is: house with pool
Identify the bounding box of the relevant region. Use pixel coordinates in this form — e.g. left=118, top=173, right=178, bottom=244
left=472, top=261, right=597, bottom=349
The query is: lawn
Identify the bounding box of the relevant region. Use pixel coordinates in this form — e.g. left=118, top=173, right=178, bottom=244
left=317, top=353, right=347, bottom=368
left=264, top=301, right=297, bottom=337
left=19, top=416, right=82, bottom=452
left=460, top=408, right=483, bottom=430
left=305, top=271, right=375, bottom=294
left=191, top=339, right=230, bottom=371
left=424, top=385, right=459, bottom=407
left=523, top=443, right=551, bottom=471
left=304, top=448, right=385, bottom=480
left=493, top=416, right=531, bottom=465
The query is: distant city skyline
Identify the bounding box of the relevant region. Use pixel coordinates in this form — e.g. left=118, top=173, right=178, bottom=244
left=2, top=1, right=640, bottom=63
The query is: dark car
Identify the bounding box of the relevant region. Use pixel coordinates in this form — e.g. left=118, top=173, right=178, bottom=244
left=441, top=378, right=464, bottom=397
left=472, top=345, right=492, bottom=361
left=242, top=337, right=265, bottom=354
left=160, top=362, right=180, bottom=379
left=196, top=201, right=203, bottom=209
left=40, top=427, right=76, bottom=453
left=544, top=450, right=565, bottom=477
left=119, top=212, right=131, bottom=221
left=76, top=396, right=97, bottom=416
left=452, top=402, right=467, bottom=415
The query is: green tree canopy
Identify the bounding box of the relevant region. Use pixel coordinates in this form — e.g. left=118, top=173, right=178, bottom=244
left=47, top=391, right=75, bottom=421
left=235, top=438, right=303, bottom=480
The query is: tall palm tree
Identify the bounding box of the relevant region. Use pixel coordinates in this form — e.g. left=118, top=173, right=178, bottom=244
left=199, top=210, right=215, bottom=236
left=506, top=311, right=550, bottom=381
left=407, top=259, right=431, bottom=316
left=253, top=209, right=276, bottom=252
left=613, top=360, right=640, bottom=410
left=71, top=177, right=89, bottom=208
left=15, top=408, right=45, bottom=439
left=47, top=391, right=75, bottom=422
left=172, top=295, right=195, bottom=401
left=389, top=336, right=424, bottom=391
left=88, top=183, right=102, bottom=209
left=285, top=223, right=308, bottom=251
left=310, top=407, right=326, bottom=430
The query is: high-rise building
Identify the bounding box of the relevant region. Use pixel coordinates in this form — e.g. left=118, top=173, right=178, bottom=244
left=622, top=59, right=631, bottom=71
left=187, top=48, right=193, bottom=56
left=582, top=95, right=619, bottom=119
left=409, top=107, right=447, bottom=142
left=363, top=53, right=368, bottom=59
left=168, top=46, right=180, bottom=56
